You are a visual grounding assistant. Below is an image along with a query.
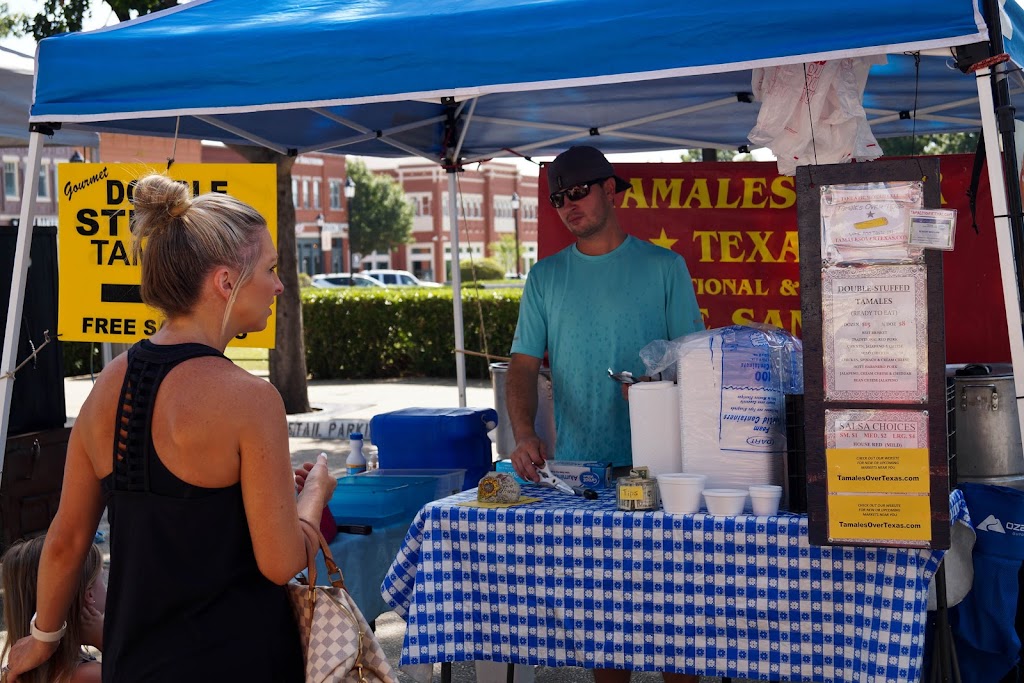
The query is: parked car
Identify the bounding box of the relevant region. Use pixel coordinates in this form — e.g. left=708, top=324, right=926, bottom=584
left=310, top=273, right=386, bottom=288
left=362, top=269, right=442, bottom=287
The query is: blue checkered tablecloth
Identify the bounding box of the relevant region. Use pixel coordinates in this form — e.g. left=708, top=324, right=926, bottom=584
left=382, top=487, right=968, bottom=681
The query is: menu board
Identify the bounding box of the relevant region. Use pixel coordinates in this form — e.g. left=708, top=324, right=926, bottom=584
left=796, top=158, right=948, bottom=550
left=822, top=264, right=928, bottom=403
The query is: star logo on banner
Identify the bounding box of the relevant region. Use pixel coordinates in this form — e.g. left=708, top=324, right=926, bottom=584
left=649, top=229, right=678, bottom=250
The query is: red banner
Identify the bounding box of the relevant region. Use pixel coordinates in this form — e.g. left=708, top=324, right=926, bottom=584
left=537, top=156, right=1009, bottom=364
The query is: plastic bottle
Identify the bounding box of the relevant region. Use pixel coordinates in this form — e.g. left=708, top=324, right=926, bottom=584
left=365, top=444, right=379, bottom=471
left=346, top=432, right=367, bottom=476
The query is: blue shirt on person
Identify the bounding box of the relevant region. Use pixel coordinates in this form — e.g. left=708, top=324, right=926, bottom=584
left=510, top=235, right=704, bottom=467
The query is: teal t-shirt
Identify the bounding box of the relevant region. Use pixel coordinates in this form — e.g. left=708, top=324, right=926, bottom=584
left=510, top=235, right=704, bottom=466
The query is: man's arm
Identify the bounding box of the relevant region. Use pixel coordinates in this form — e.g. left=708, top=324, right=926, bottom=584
left=506, top=352, right=546, bottom=482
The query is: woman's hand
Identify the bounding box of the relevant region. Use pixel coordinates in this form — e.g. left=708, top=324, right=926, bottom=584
left=80, top=602, right=104, bottom=650
left=3, top=634, right=59, bottom=682
left=294, top=453, right=335, bottom=500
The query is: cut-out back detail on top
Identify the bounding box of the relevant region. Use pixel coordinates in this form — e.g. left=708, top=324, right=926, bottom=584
left=110, top=340, right=227, bottom=495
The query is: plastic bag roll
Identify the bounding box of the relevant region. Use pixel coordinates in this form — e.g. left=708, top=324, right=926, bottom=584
left=628, top=381, right=682, bottom=476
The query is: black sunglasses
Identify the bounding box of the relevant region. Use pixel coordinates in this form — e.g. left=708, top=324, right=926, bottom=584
left=549, top=178, right=607, bottom=209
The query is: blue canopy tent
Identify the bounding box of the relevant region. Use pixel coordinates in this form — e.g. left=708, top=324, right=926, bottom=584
left=4, top=0, right=1023, bottom=466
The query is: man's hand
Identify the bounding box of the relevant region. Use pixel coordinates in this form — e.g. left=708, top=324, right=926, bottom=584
left=510, top=435, right=548, bottom=482
left=4, top=634, right=59, bottom=682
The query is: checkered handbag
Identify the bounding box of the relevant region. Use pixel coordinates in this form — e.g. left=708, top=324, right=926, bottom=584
left=287, top=520, right=397, bottom=683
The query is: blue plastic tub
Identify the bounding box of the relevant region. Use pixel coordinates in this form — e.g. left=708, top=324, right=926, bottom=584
left=369, top=407, right=497, bottom=490
left=327, top=474, right=437, bottom=526
left=363, top=468, right=466, bottom=499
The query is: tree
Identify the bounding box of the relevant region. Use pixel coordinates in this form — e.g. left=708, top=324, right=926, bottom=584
left=346, top=159, right=414, bottom=257
left=678, top=148, right=753, bottom=162
left=878, top=132, right=979, bottom=156
left=0, top=4, right=26, bottom=37
left=7, top=0, right=176, bottom=40
left=488, top=234, right=518, bottom=275
left=227, top=146, right=309, bottom=414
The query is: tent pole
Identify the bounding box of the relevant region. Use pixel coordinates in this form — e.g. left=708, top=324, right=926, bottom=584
left=982, top=0, right=1024, bottom=307
left=448, top=170, right=467, bottom=407
left=0, top=131, right=45, bottom=474
left=975, top=66, right=1024, bottom=447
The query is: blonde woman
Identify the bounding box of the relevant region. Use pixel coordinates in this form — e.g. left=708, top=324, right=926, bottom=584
left=4, top=174, right=335, bottom=682
left=1, top=537, right=104, bottom=683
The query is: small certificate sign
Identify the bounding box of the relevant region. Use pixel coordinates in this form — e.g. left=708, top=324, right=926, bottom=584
left=822, top=264, right=928, bottom=403
left=908, top=209, right=957, bottom=250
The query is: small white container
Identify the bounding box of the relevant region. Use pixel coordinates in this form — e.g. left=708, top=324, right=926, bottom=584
left=702, top=488, right=748, bottom=516
left=748, top=484, right=783, bottom=516
left=657, top=473, right=706, bottom=514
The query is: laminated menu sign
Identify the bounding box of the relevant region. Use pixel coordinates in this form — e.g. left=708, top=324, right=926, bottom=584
left=820, top=181, right=923, bottom=263
left=825, top=409, right=931, bottom=544
left=822, top=264, right=928, bottom=403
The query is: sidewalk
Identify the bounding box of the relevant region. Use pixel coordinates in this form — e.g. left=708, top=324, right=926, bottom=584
left=62, top=374, right=724, bottom=683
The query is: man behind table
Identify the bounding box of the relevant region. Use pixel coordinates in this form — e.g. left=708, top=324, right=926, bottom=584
left=507, top=146, right=703, bottom=683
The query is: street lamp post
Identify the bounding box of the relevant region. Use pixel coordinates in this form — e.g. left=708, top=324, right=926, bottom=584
left=344, top=177, right=357, bottom=271
left=510, top=192, right=521, bottom=278
left=317, top=213, right=329, bottom=273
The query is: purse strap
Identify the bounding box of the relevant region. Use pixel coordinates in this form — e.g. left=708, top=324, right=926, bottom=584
left=298, top=518, right=347, bottom=590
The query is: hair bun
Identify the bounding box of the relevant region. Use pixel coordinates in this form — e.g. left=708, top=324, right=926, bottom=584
left=167, top=200, right=190, bottom=219
left=132, top=174, right=192, bottom=233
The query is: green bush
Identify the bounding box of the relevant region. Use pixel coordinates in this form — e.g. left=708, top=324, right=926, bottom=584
left=59, top=289, right=523, bottom=381
left=297, top=272, right=313, bottom=288
left=302, top=287, right=521, bottom=380
left=459, top=258, right=504, bottom=282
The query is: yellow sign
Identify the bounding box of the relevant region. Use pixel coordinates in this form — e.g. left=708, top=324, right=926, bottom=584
left=57, top=163, right=277, bottom=347
left=828, top=494, right=931, bottom=543
left=826, top=447, right=929, bottom=494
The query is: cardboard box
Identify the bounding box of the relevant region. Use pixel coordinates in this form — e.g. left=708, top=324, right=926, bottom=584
left=496, top=459, right=613, bottom=489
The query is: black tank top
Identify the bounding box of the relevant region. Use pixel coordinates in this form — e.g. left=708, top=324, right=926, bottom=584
left=101, top=340, right=303, bottom=683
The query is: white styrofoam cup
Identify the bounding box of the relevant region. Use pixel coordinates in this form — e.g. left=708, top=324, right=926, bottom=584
left=748, top=484, right=783, bottom=516
left=657, top=473, right=706, bottom=514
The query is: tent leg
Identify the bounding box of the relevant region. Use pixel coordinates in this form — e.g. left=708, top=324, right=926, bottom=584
left=976, top=66, right=1024, bottom=451
left=0, top=131, right=45, bottom=475
left=448, top=171, right=467, bottom=407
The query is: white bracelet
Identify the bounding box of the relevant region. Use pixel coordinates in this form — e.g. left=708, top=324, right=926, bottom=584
left=30, top=613, right=67, bottom=643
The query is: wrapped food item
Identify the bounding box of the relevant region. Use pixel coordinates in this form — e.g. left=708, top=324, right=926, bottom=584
left=477, top=472, right=521, bottom=504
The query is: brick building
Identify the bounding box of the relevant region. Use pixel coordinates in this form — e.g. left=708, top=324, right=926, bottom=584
left=202, top=147, right=540, bottom=282
left=0, top=146, right=93, bottom=229
left=369, top=159, right=539, bottom=282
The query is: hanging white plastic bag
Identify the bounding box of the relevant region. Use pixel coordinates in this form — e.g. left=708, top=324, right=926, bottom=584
left=748, top=56, right=887, bottom=176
